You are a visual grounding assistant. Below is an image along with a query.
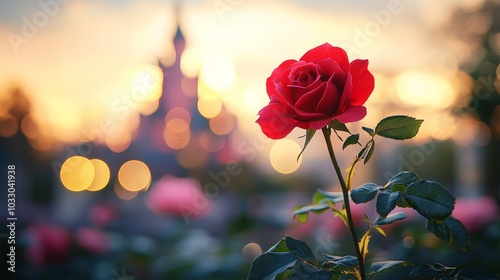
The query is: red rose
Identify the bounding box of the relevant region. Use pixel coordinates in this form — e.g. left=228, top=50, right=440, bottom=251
left=257, top=43, right=374, bottom=139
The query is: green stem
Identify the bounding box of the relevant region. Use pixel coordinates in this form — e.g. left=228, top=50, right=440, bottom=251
left=321, top=127, right=366, bottom=280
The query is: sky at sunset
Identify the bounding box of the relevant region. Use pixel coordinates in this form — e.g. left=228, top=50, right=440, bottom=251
left=0, top=0, right=490, bottom=174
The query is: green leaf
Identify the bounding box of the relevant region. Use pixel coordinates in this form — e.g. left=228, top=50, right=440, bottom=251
left=363, top=141, right=375, bottom=164
left=333, top=208, right=349, bottom=228
left=427, top=216, right=469, bottom=250
left=248, top=252, right=299, bottom=280
left=374, top=115, right=423, bottom=140
left=391, top=183, right=407, bottom=193
left=315, top=189, right=344, bottom=204
left=362, top=126, right=374, bottom=136
left=295, top=213, right=309, bottom=223
left=297, top=128, right=316, bottom=161
left=289, top=262, right=333, bottom=280
left=376, top=191, right=399, bottom=218
left=324, top=255, right=358, bottom=268
left=454, top=262, right=500, bottom=279
left=358, top=231, right=372, bottom=263
left=357, top=146, right=367, bottom=159
left=292, top=205, right=311, bottom=223
left=345, top=161, right=358, bottom=191
left=284, top=236, right=317, bottom=266
left=274, top=268, right=294, bottom=280
left=375, top=212, right=407, bottom=226
left=256, top=237, right=324, bottom=280
left=268, top=238, right=289, bottom=253
left=312, top=191, right=326, bottom=205
left=293, top=204, right=330, bottom=216
left=351, top=183, right=380, bottom=204
left=374, top=226, right=387, bottom=237
left=330, top=119, right=350, bottom=133
left=409, top=264, right=442, bottom=279
left=364, top=214, right=370, bottom=226
left=404, top=180, right=455, bottom=220
left=386, top=171, right=420, bottom=189
left=343, top=134, right=360, bottom=150
left=371, top=261, right=410, bottom=274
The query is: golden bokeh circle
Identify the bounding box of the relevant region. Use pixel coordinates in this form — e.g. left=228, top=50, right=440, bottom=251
left=60, top=156, right=95, bottom=191
left=117, top=160, right=151, bottom=191
left=86, top=159, right=110, bottom=192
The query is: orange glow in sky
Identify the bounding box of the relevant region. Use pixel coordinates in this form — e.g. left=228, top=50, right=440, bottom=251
left=0, top=0, right=489, bottom=161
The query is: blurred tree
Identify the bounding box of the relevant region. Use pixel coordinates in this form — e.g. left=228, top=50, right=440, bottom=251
left=0, top=87, right=55, bottom=204
left=452, top=0, right=500, bottom=203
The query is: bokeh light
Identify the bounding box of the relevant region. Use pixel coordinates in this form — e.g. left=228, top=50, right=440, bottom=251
left=199, top=55, right=235, bottom=92
left=175, top=142, right=208, bottom=169
left=180, top=47, right=202, bottom=78
left=0, top=115, right=18, bottom=137
left=197, top=95, right=222, bottom=119
left=165, top=107, right=191, bottom=124
left=242, top=242, right=262, bottom=262
left=114, top=181, right=139, bottom=201
left=209, top=108, right=236, bottom=135
left=181, top=77, right=197, bottom=97
left=395, top=71, right=455, bottom=109
left=199, top=130, right=226, bottom=152
left=137, top=100, right=160, bottom=116
left=163, top=107, right=192, bottom=150
left=20, top=114, right=40, bottom=139
left=86, top=159, right=111, bottom=192
left=117, top=160, right=151, bottom=192
left=159, top=42, right=176, bottom=68
left=166, top=118, right=190, bottom=133
left=60, top=156, right=95, bottom=192
left=270, top=139, right=302, bottom=174
left=132, top=64, right=163, bottom=103
left=105, top=130, right=132, bottom=153
left=163, top=124, right=190, bottom=150
left=28, top=136, right=54, bottom=152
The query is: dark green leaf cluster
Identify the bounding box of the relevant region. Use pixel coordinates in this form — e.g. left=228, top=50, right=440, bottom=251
left=350, top=171, right=469, bottom=250
left=409, top=262, right=500, bottom=280
left=248, top=237, right=411, bottom=280
left=247, top=236, right=332, bottom=280
left=249, top=114, right=490, bottom=280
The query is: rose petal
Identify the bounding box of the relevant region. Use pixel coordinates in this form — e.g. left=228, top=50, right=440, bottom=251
left=256, top=103, right=297, bottom=139
left=348, top=59, right=374, bottom=106
left=288, top=76, right=323, bottom=104
left=277, top=68, right=294, bottom=103
left=300, top=43, right=350, bottom=73
left=288, top=105, right=328, bottom=120
left=266, top=59, right=296, bottom=102
left=295, top=82, right=327, bottom=113
left=309, top=119, right=331, bottom=130
left=335, top=106, right=367, bottom=123
left=316, top=76, right=340, bottom=115
left=315, top=58, right=346, bottom=78
left=338, top=73, right=353, bottom=113
left=288, top=62, right=321, bottom=91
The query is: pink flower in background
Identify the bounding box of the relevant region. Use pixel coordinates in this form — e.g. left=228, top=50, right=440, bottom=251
left=75, top=227, right=109, bottom=254
left=146, top=175, right=211, bottom=218
left=453, top=196, right=498, bottom=233
left=89, top=202, right=117, bottom=228
left=24, top=224, right=71, bottom=265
